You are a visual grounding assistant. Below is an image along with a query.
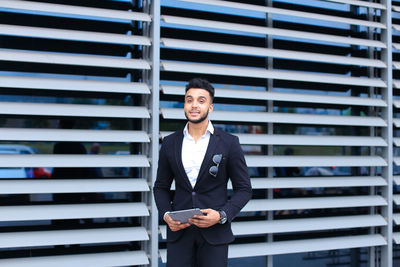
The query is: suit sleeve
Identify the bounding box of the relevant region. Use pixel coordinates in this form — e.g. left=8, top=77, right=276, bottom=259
left=222, top=136, right=252, bottom=222
left=153, top=138, right=174, bottom=220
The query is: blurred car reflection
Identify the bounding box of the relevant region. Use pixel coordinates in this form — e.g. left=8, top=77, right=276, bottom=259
left=0, top=145, right=51, bottom=178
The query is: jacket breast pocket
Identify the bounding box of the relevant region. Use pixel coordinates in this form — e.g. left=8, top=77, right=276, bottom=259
left=209, top=155, right=227, bottom=179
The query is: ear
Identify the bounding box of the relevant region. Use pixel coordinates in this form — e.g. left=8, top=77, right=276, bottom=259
left=209, top=103, right=214, bottom=113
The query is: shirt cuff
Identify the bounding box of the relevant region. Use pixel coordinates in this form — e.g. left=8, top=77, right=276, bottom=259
left=163, top=212, right=170, bottom=221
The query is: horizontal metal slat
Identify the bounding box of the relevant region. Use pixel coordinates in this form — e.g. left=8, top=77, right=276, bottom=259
left=244, top=155, right=386, bottom=168
left=394, top=213, right=400, bottom=225
left=0, top=128, right=149, bottom=142
left=175, top=0, right=385, bottom=28
left=236, top=134, right=387, bottom=146
left=232, top=215, right=386, bottom=236
left=319, top=0, right=385, bottom=9
left=0, top=102, right=150, bottom=118
left=227, top=234, right=386, bottom=258
left=0, top=203, right=149, bottom=221
left=393, top=24, right=400, bottom=31
left=394, top=233, right=400, bottom=244
left=394, top=43, right=400, bottom=50
left=394, top=194, right=400, bottom=205
left=242, top=195, right=387, bottom=212
left=0, top=24, right=151, bottom=46
left=0, top=75, right=150, bottom=94
left=393, top=79, right=400, bottom=88
left=394, top=62, right=400, bottom=70
left=161, top=108, right=386, bottom=127
left=394, top=176, right=400, bottom=185
left=159, top=214, right=386, bottom=239
left=162, top=15, right=386, bottom=48
left=0, top=227, right=149, bottom=248
left=0, top=0, right=151, bottom=22
left=161, top=131, right=387, bottom=146
left=0, top=179, right=149, bottom=194
left=394, top=119, right=400, bottom=127
left=0, top=154, right=149, bottom=168
left=0, top=251, right=149, bottom=267
left=161, top=85, right=387, bottom=106
left=161, top=61, right=386, bottom=88
left=393, top=100, right=400, bottom=108
left=393, top=157, right=400, bottom=166
left=0, top=49, right=150, bottom=70
left=393, top=5, right=400, bottom=12
left=245, top=176, right=387, bottom=189
left=171, top=176, right=385, bottom=191
left=394, top=138, right=400, bottom=147
left=162, top=38, right=386, bottom=68
left=160, top=234, right=386, bottom=262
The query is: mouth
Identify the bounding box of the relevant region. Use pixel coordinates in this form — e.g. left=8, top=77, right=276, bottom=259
left=189, top=110, right=200, bottom=116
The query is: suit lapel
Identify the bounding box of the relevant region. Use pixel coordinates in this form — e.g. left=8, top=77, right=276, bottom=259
left=194, top=129, right=219, bottom=189
left=175, top=131, right=193, bottom=189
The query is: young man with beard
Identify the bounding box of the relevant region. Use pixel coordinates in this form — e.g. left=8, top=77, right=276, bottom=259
left=153, top=78, right=252, bottom=267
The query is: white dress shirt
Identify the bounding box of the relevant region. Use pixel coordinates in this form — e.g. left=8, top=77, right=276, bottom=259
left=182, top=121, right=214, bottom=188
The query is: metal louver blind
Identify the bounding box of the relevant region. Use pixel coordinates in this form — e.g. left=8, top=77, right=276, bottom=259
left=0, top=0, right=153, bottom=266
left=393, top=0, right=400, bottom=263
left=0, top=0, right=399, bottom=266
left=158, top=0, right=391, bottom=265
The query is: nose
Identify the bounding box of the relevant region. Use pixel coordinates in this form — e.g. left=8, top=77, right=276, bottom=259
left=192, top=100, right=199, bottom=107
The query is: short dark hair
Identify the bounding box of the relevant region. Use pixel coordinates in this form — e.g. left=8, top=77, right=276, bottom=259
left=185, top=78, right=215, bottom=102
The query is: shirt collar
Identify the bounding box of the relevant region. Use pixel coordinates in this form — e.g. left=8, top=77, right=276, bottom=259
left=183, top=121, right=214, bottom=137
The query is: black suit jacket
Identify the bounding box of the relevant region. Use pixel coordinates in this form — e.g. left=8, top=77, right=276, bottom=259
left=153, top=127, right=252, bottom=245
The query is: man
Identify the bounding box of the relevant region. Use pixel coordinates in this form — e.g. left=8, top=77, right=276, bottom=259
left=153, top=78, right=252, bottom=267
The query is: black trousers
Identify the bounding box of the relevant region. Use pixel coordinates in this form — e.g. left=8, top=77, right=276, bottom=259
left=166, top=226, right=228, bottom=267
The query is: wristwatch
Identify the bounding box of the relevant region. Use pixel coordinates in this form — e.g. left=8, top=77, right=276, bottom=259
left=218, top=210, right=227, bottom=224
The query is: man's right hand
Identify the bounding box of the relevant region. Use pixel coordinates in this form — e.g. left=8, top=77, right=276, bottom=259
left=164, top=213, right=190, bottom=232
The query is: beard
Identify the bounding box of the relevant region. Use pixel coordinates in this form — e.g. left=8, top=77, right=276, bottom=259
left=185, top=109, right=209, bottom=124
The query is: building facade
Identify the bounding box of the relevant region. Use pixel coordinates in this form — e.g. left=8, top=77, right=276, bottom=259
left=0, top=0, right=399, bottom=266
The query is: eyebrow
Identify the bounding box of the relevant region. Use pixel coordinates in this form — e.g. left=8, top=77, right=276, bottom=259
left=185, top=95, right=207, bottom=99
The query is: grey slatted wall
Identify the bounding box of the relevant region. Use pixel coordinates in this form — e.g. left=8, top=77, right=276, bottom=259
left=1, top=0, right=399, bottom=266
left=158, top=0, right=391, bottom=266
left=0, top=0, right=153, bottom=266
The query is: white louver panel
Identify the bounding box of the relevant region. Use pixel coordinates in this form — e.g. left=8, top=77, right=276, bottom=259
left=0, top=1, right=153, bottom=266
left=161, top=108, right=386, bottom=126
left=160, top=214, right=386, bottom=239
left=0, top=179, right=149, bottom=194
left=0, top=203, right=149, bottom=221
left=1, top=0, right=398, bottom=266
left=0, top=227, right=149, bottom=248
left=0, top=251, right=149, bottom=267
left=173, top=0, right=385, bottom=29
left=0, top=49, right=151, bottom=69
left=160, top=234, right=387, bottom=263
left=159, top=0, right=391, bottom=265
left=161, top=15, right=386, bottom=48
left=0, top=75, right=150, bottom=94
left=162, top=61, right=386, bottom=87
left=161, top=84, right=387, bottom=106
left=0, top=24, right=151, bottom=45
left=394, top=2, right=400, bottom=255
left=162, top=38, right=386, bottom=68
left=0, top=0, right=151, bottom=22
left=227, top=234, right=387, bottom=258
left=161, top=131, right=387, bottom=146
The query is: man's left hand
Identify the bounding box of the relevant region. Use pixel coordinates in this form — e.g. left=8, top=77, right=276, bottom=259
left=189, top=209, right=220, bottom=228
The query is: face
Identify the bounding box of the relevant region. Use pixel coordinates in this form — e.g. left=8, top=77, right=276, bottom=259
left=184, top=88, right=213, bottom=124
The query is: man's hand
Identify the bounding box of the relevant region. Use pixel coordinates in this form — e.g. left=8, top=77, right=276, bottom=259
left=164, top=213, right=190, bottom=232
left=189, top=209, right=220, bottom=228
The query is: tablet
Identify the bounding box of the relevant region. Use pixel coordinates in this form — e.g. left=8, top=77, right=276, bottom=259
left=167, top=208, right=204, bottom=223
